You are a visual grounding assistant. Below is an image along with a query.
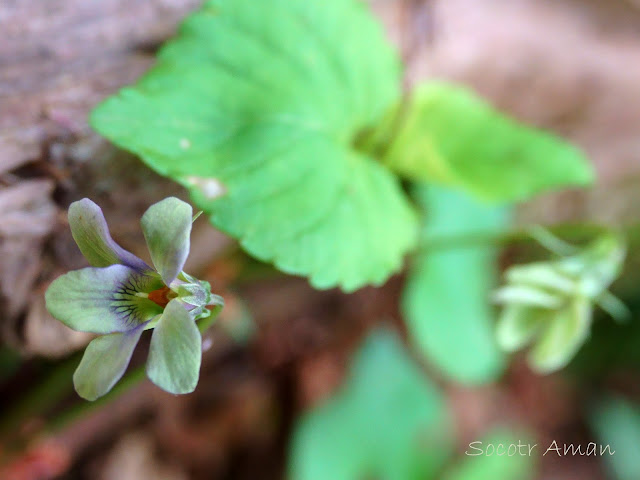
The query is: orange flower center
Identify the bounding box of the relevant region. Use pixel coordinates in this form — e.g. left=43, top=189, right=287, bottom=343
left=148, top=286, right=171, bottom=308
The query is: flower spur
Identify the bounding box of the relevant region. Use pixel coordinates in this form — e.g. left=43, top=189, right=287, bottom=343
left=45, top=197, right=223, bottom=400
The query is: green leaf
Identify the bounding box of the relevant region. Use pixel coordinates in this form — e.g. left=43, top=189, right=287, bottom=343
left=443, top=430, right=536, bottom=480
left=146, top=299, right=202, bottom=394
left=90, top=0, right=417, bottom=292
left=590, top=396, right=640, bottom=480
left=289, top=328, right=452, bottom=480
left=383, top=82, right=594, bottom=202
left=402, top=184, right=509, bottom=384
left=73, top=328, right=144, bottom=401
left=45, top=265, right=164, bottom=334
left=141, top=197, right=193, bottom=285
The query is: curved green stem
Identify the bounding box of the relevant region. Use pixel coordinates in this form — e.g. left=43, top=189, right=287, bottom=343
left=0, top=356, right=78, bottom=440
left=422, top=222, right=640, bottom=252
left=46, top=366, right=146, bottom=433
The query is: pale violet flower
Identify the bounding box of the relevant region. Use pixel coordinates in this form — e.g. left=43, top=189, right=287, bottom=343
left=45, top=197, right=223, bottom=400
left=493, top=232, right=626, bottom=373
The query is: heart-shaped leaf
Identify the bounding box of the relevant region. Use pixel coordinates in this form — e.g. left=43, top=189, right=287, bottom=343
left=402, top=184, right=509, bottom=384
left=289, top=329, right=453, bottom=480
left=384, top=82, right=594, bottom=202
left=91, top=0, right=417, bottom=292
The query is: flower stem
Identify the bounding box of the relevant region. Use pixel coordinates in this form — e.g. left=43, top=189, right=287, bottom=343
left=2, top=306, right=225, bottom=438
left=0, top=355, right=78, bottom=441
left=421, top=222, right=640, bottom=252
left=45, top=366, right=147, bottom=434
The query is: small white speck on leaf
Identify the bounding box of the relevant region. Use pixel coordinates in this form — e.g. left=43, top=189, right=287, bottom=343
left=179, top=138, right=191, bottom=149
left=184, top=176, right=227, bottom=199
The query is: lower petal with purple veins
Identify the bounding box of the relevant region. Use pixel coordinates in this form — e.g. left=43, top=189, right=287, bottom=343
left=45, top=264, right=165, bottom=334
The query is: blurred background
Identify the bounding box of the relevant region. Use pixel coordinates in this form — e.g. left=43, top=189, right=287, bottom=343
left=1, top=0, right=640, bottom=479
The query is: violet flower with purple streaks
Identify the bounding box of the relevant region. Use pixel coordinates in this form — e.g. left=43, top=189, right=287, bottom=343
left=45, top=197, right=223, bottom=400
